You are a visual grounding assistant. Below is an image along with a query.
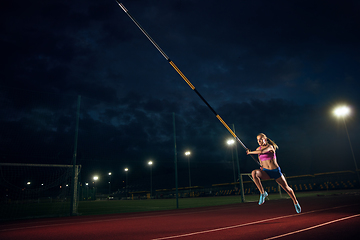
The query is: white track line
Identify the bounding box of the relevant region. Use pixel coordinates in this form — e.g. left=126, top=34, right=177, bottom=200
left=151, top=204, right=358, bottom=240
left=152, top=215, right=299, bottom=240
left=264, top=214, right=360, bottom=240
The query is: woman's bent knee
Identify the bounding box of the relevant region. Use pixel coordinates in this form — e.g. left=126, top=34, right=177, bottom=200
left=251, top=170, right=258, bottom=178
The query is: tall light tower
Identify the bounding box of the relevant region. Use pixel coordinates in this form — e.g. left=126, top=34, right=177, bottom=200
left=185, top=151, right=191, bottom=190
left=333, top=105, right=360, bottom=185
left=93, top=176, right=98, bottom=183
left=227, top=139, right=236, bottom=184
left=124, top=168, right=129, bottom=197
left=93, top=176, right=98, bottom=200
left=108, top=172, right=112, bottom=194
left=231, top=124, right=244, bottom=203
left=148, top=161, right=153, bottom=198
left=85, top=182, right=89, bottom=200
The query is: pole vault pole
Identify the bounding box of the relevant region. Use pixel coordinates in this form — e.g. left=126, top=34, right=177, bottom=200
left=116, top=1, right=260, bottom=166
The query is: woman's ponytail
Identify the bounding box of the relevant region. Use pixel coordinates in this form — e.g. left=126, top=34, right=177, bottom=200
left=267, top=138, right=279, bottom=150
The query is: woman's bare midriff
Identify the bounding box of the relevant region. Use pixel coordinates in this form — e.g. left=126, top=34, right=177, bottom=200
left=260, top=158, right=279, bottom=170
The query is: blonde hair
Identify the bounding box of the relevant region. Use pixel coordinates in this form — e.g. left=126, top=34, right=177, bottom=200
left=257, top=133, right=278, bottom=150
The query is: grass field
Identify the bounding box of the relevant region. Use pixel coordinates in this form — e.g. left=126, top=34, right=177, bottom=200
left=78, top=195, right=246, bottom=215
left=1, top=189, right=358, bottom=221
left=77, top=189, right=358, bottom=216
left=0, top=201, right=72, bottom=221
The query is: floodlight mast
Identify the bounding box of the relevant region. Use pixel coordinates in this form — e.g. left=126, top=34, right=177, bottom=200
left=116, top=1, right=260, bottom=166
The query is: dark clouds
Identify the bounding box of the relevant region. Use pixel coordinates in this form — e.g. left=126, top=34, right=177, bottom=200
left=1, top=0, right=360, bottom=190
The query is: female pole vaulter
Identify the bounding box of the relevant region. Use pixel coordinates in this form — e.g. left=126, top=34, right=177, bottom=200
left=247, top=133, right=301, bottom=213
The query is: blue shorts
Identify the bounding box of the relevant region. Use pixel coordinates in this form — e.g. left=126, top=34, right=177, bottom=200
left=263, top=167, right=283, bottom=179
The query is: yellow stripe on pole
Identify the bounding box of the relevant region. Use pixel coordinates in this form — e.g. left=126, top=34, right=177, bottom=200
left=216, top=115, right=237, bottom=138
left=169, top=61, right=195, bottom=90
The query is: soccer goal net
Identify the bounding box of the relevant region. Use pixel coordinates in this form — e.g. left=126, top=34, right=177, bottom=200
left=0, top=163, right=81, bottom=220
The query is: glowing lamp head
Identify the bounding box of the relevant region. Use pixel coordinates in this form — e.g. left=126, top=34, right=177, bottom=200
left=93, top=176, right=99, bottom=181
left=227, top=139, right=235, bottom=145
left=125, top=168, right=128, bottom=172
left=148, top=161, right=153, bottom=165
left=334, top=106, right=350, bottom=117
left=185, top=151, right=191, bottom=156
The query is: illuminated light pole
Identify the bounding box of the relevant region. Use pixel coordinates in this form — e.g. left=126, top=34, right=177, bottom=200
left=227, top=139, right=236, bottom=184
left=108, top=172, right=112, bottom=194
left=185, top=151, right=192, bottom=191
left=148, top=161, right=153, bottom=198
left=124, top=168, right=129, bottom=197
left=93, top=176, right=98, bottom=199
left=333, top=105, right=360, bottom=185
left=85, top=182, right=89, bottom=200
left=231, top=124, right=244, bottom=203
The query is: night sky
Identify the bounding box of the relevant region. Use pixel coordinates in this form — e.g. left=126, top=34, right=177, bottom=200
left=1, top=0, right=360, bottom=191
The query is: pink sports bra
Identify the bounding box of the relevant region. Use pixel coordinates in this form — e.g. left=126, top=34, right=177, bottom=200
left=258, top=146, right=276, bottom=161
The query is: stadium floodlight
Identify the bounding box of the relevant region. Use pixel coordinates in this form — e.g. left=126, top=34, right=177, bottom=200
left=92, top=176, right=99, bottom=199
left=185, top=151, right=192, bottom=189
left=148, top=161, right=153, bottom=197
left=124, top=168, right=129, bottom=197
left=108, top=172, right=112, bottom=194
left=227, top=139, right=235, bottom=145
left=332, top=105, right=359, bottom=184
left=227, top=139, right=236, bottom=184
left=333, top=106, right=350, bottom=117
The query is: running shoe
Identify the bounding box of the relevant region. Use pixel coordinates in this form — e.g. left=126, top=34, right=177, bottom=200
left=258, top=191, right=268, bottom=205
left=294, top=202, right=301, bottom=213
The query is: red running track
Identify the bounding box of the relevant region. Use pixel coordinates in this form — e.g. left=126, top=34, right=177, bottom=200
left=1, top=192, right=360, bottom=240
